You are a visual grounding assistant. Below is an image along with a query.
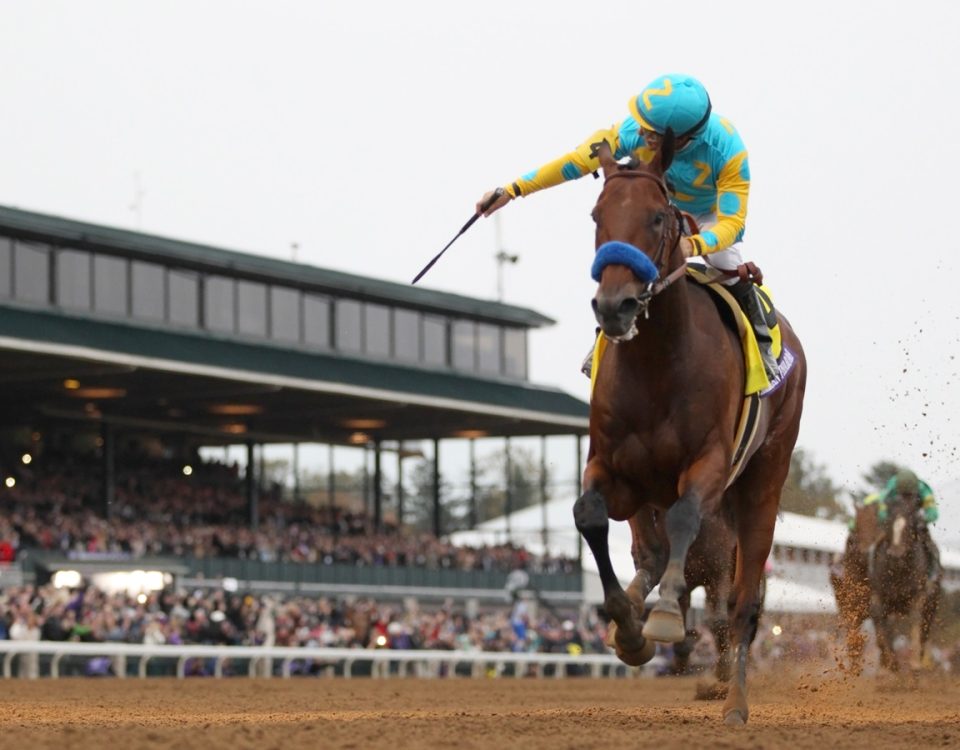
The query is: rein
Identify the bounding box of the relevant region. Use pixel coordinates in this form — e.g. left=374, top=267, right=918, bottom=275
left=602, top=170, right=686, bottom=318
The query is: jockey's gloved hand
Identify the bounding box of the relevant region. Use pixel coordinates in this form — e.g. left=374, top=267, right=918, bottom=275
left=924, top=506, right=939, bottom=524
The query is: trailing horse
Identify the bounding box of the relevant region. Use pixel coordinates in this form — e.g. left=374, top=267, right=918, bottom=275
left=832, top=501, right=941, bottom=675
left=573, top=136, right=806, bottom=725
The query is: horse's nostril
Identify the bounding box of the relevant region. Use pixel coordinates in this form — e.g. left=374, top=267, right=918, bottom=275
left=618, top=298, right=640, bottom=317
left=591, top=298, right=599, bottom=314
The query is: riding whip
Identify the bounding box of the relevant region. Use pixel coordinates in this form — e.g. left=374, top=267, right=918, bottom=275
left=411, top=187, right=504, bottom=284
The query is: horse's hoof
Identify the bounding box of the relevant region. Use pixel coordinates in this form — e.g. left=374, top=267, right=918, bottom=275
left=616, top=635, right=657, bottom=667
left=604, top=621, right=618, bottom=649
left=723, top=709, right=747, bottom=726
left=642, top=609, right=686, bottom=643
left=607, top=622, right=657, bottom=666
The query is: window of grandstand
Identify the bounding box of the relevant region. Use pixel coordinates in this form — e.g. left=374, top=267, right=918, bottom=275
left=131, top=260, right=166, bottom=322
left=451, top=318, right=476, bottom=371
left=93, top=254, right=128, bottom=316
left=335, top=298, right=363, bottom=354
left=56, top=249, right=92, bottom=311
left=503, top=326, right=527, bottom=379
left=270, top=285, right=302, bottom=343
left=237, top=280, right=267, bottom=338
left=393, top=307, right=421, bottom=363
left=167, top=269, right=200, bottom=328
left=476, top=322, right=502, bottom=376
left=0, top=236, right=11, bottom=298
left=0, top=229, right=534, bottom=381
left=13, top=240, right=49, bottom=304
left=423, top=314, right=448, bottom=366
left=303, top=293, right=331, bottom=349
left=364, top=302, right=391, bottom=357
left=204, top=275, right=235, bottom=333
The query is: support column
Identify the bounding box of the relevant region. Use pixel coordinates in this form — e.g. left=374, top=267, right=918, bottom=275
left=373, top=440, right=383, bottom=533
left=246, top=441, right=259, bottom=532
left=362, top=444, right=370, bottom=519
left=327, top=444, right=336, bottom=511
left=504, top=436, right=513, bottom=543
left=293, top=443, right=301, bottom=504
left=396, top=448, right=405, bottom=530
left=469, top=438, right=478, bottom=529
left=101, top=422, right=115, bottom=520
left=432, top=438, right=441, bottom=538
left=575, top=434, right=583, bottom=564
left=540, top=435, right=549, bottom=551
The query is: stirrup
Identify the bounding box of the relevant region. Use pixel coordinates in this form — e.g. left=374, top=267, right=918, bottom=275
left=580, top=353, right=593, bottom=378
left=761, top=350, right=780, bottom=382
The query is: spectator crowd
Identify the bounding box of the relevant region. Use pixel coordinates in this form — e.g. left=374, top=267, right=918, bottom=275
left=0, top=453, right=577, bottom=574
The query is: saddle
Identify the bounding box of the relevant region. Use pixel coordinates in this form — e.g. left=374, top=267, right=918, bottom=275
left=683, top=264, right=784, bottom=396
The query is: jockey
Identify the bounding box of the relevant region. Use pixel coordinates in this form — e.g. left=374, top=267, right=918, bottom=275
left=477, top=73, right=779, bottom=381
left=864, top=468, right=941, bottom=582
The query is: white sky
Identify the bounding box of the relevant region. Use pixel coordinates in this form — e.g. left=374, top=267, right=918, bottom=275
left=2, top=1, right=960, bottom=542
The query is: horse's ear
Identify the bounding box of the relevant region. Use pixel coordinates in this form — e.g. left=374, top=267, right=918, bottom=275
left=650, top=128, right=676, bottom=174
left=595, top=139, right=618, bottom=178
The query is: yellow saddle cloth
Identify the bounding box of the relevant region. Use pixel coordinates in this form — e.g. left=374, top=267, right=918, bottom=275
left=589, top=266, right=783, bottom=396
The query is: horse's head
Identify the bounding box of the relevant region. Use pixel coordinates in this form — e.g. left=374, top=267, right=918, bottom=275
left=883, top=498, right=922, bottom=559
left=590, top=134, right=683, bottom=340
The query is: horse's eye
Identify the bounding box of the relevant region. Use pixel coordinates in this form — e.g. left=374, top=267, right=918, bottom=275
left=653, top=212, right=665, bottom=226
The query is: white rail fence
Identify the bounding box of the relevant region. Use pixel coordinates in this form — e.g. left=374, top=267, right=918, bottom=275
left=0, top=641, right=647, bottom=680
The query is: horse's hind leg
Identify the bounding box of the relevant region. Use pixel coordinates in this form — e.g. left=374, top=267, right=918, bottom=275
left=574, top=488, right=655, bottom=666
left=722, top=493, right=778, bottom=726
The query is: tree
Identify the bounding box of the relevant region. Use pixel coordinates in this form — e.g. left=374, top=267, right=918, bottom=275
left=402, top=458, right=465, bottom=534
left=861, top=460, right=903, bottom=492
left=779, top=448, right=848, bottom=519
left=472, top=446, right=547, bottom=525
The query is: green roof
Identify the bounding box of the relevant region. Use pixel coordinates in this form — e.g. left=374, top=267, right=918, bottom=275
left=0, top=204, right=553, bottom=328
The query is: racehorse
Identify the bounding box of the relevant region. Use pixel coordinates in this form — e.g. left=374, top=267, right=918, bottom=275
left=832, top=501, right=940, bottom=675
left=573, top=135, right=806, bottom=725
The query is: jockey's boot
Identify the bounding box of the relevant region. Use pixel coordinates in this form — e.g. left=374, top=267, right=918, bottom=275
left=729, top=279, right=779, bottom=383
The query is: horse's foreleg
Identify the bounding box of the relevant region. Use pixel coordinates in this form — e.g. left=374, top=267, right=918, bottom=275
left=643, top=489, right=702, bottom=644
left=573, top=488, right=655, bottom=666
left=870, top=596, right=899, bottom=673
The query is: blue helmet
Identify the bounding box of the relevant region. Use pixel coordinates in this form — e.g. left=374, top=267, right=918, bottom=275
left=628, top=74, right=712, bottom=138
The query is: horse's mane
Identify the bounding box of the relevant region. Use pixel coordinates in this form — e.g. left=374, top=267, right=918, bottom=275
left=617, top=156, right=676, bottom=194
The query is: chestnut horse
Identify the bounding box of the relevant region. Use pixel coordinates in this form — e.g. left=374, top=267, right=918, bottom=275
left=573, top=136, right=806, bottom=724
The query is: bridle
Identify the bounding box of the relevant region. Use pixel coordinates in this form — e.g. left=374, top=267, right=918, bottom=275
left=600, top=169, right=688, bottom=318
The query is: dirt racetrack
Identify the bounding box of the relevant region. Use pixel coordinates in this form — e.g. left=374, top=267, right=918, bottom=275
left=1, top=672, right=958, bottom=750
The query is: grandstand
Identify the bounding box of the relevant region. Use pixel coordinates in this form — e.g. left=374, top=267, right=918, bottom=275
left=0, top=204, right=587, bottom=606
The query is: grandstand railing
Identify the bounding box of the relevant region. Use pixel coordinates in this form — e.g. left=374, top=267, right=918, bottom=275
left=0, top=641, right=645, bottom=680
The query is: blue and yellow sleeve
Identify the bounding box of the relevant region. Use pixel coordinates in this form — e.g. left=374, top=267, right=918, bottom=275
left=688, top=150, right=750, bottom=257
left=504, top=127, right=618, bottom=198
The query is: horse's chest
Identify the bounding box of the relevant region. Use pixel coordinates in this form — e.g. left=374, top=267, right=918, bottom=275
left=605, top=431, right=679, bottom=490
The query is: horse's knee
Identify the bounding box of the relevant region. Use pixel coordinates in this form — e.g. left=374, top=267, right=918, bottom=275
left=574, top=489, right=609, bottom=534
